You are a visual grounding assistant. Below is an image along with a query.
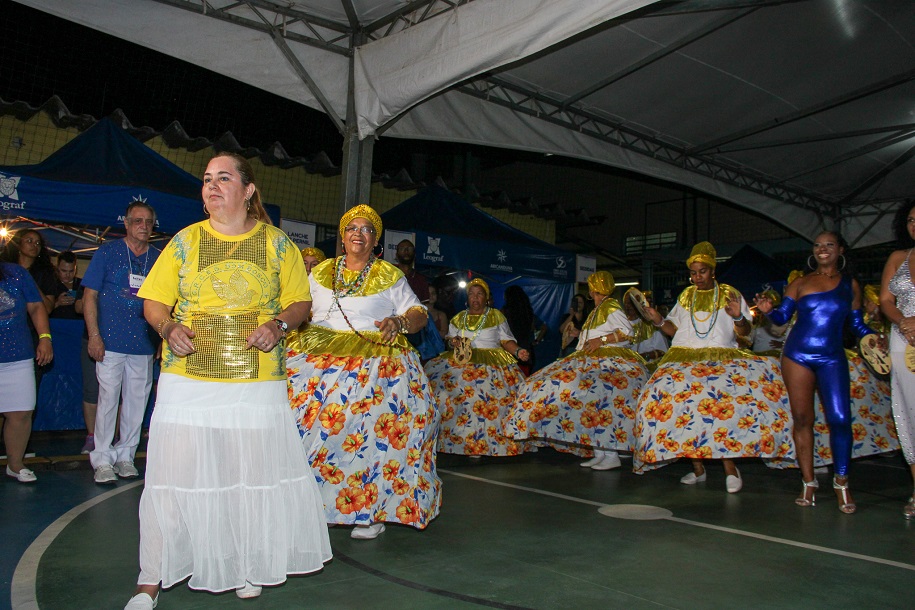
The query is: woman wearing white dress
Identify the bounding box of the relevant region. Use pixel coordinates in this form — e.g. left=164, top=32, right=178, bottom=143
left=505, top=271, right=646, bottom=470
left=286, top=205, right=441, bottom=540
left=634, top=242, right=794, bottom=493
left=426, top=278, right=530, bottom=457
left=880, top=200, right=915, bottom=519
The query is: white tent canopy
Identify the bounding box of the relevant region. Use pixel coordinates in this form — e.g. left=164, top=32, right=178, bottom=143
left=16, top=0, right=915, bottom=248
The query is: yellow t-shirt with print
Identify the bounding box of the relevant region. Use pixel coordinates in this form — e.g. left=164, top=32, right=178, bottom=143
left=138, top=220, right=310, bottom=382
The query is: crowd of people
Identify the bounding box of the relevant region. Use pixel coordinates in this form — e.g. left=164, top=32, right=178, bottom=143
left=2, top=154, right=914, bottom=608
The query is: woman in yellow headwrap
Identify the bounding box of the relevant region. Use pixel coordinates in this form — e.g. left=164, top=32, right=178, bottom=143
left=633, top=242, right=794, bottom=493
left=425, top=278, right=530, bottom=457
left=286, top=204, right=441, bottom=540
left=300, top=247, right=327, bottom=275
left=504, top=271, right=648, bottom=470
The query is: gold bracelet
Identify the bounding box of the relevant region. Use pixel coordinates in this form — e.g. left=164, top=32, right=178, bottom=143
left=156, top=318, right=172, bottom=340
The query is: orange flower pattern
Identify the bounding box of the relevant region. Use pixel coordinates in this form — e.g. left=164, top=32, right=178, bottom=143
left=765, top=355, right=898, bottom=468
left=633, top=352, right=795, bottom=471
left=287, top=349, right=442, bottom=529
left=504, top=352, right=647, bottom=456
left=426, top=358, right=528, bottom=456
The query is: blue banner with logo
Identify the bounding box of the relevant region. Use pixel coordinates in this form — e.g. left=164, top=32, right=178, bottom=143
left=414, top=231, right=575, bottom=282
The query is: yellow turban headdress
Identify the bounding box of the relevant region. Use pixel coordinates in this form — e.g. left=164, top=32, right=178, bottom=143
left=863, top=284, right=880, bottom=306
left=587, top=271, right=615, bottom=296
left=686, top=241, right=717, bottom=269
left=339, top=204, right=383, bottom=238
left=466, top=278, right=490, bottom=301
left=301, top=247, right=326, bottom=262
left=787, top=270, right=805, bottom=285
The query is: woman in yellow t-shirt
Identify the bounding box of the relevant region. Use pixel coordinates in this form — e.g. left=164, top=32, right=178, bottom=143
left=124, top=153, right=331, bottom=610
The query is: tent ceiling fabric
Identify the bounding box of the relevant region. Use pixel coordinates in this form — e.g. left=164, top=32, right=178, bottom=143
left=16, top=0, right=915, bottom=248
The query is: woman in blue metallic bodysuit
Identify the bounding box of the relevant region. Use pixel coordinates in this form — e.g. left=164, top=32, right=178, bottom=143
left=756, top=232, right=874, bottom=513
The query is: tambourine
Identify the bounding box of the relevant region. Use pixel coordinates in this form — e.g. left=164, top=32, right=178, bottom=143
left=906, top=344, right=915, bottom=374
left=628, top=288, right=650, bottom=318
left=452, top=337, right=472, bottom=365
left=859, top=334, right=891, bottom=378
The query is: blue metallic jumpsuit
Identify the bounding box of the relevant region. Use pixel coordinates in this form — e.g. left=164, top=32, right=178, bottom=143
left=767, top=275, right=873, bottom=476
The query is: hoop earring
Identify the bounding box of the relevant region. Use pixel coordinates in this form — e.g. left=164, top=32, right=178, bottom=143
left=838, top=254, right=846, bottom=271
left=202, top=202, right=210, bottom=216
left=807, top=255, right=816, bottom=270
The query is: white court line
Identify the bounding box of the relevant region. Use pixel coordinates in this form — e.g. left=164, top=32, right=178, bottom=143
left=440, top=468, right=915, bottom=573
left=11, top=480, right=144, bottom=610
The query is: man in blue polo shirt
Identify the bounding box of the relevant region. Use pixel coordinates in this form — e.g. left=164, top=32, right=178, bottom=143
left=83, top=201, right=160, bottom=484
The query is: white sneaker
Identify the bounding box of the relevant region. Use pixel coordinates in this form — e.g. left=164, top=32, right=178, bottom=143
left=680, top=470, right=707, bottom=485
left=580, top=452, right=605, bottom=467
left=235, top=582, right=262, bottom=599
left=726, top=468, right=743, bottom=494
left=124, top=592, right=157, bottom=610
left=94, top=464, right=117, bottom=484
left=114, top=461, right=140, bottom=478
left=351, top=523, right=386, bottom=539
left=6, top=465, right=37, bottom=483
left=590, top=452, right=622, bottom=471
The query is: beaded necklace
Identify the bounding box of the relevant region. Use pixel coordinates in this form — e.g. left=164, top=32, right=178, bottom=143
left=690, top=282, right=719, bottom=339
left=581, top=298, right=604, bottom=344
left=333, top=255, right=374, bottom=297
left=329, top=255, right=395, bottom=349
left=459, top=307, right=490, bottom=345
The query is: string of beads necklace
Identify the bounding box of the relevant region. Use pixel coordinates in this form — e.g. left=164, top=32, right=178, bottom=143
left=459, top=307, right=490, bottom=344
left=330, top=255, right=396, bottom=349
left=582, top=298, right=606, bottom=344
left=690, top=281, right=719, bottom=339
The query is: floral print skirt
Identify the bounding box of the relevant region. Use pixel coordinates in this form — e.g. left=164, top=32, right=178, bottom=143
left=633, top=348, right=795, bottom=472
left=287, top=349, right=442, bottom=529
left=503, top=348, right=648, bottom=456
left=765, top=353, right=898, bottom=469
left=425, top=357, right=527, bottom=456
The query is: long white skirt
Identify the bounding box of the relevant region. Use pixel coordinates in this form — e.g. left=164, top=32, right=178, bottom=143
left=138, top=374, right=332, bottom=592
left=891, top=332, right=915, bottom=464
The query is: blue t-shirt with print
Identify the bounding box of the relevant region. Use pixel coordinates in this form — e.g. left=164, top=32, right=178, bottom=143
left=82, top=239, right=161, bottom=355
left=0, top=263, right=43, bottom=363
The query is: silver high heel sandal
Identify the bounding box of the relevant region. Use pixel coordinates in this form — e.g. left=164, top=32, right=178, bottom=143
left=795, top=479, right=818, bottom=507
left=832, top=476, right=856, bottom=514
left=904, top=497, right=915, bottom=520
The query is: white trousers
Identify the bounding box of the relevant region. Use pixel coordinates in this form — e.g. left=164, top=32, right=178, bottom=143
left=89, top=351, right=153, bottom=469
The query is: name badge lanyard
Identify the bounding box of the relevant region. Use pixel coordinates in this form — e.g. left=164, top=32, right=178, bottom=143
left=127, top=241, right=150, bottom=297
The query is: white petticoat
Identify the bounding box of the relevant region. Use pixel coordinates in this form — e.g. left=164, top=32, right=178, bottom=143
left=138, top=374, right=332, bottom=592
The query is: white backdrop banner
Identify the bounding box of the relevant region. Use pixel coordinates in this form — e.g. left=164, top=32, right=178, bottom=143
left=576, top=255, right=597, bottom=283
left=384, top=230, right=415, bottom=264
left=280, top=218, right=317, bottom=250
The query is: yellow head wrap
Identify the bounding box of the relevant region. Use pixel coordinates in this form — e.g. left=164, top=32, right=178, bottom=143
left=863, top=284, right=880, bottom=306
left=301, top=247, right=326, bottom=262
left=587, top=271, right=615, bottom=296
left=339, top=204, right=383, bottom=238
left=466, top=278, right=490, bottom=301
left=686, top=241, right=717, bottom=269
left=787, top=270, right=805, bottom=284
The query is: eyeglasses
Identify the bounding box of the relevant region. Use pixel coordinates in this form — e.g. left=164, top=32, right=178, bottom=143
left=126, top=218, right=155, bottom=227
left=344, top=225, right=376, bottom=235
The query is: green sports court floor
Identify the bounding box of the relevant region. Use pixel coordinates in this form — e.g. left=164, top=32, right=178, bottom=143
left=4, top=437, right=915, bottom=609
